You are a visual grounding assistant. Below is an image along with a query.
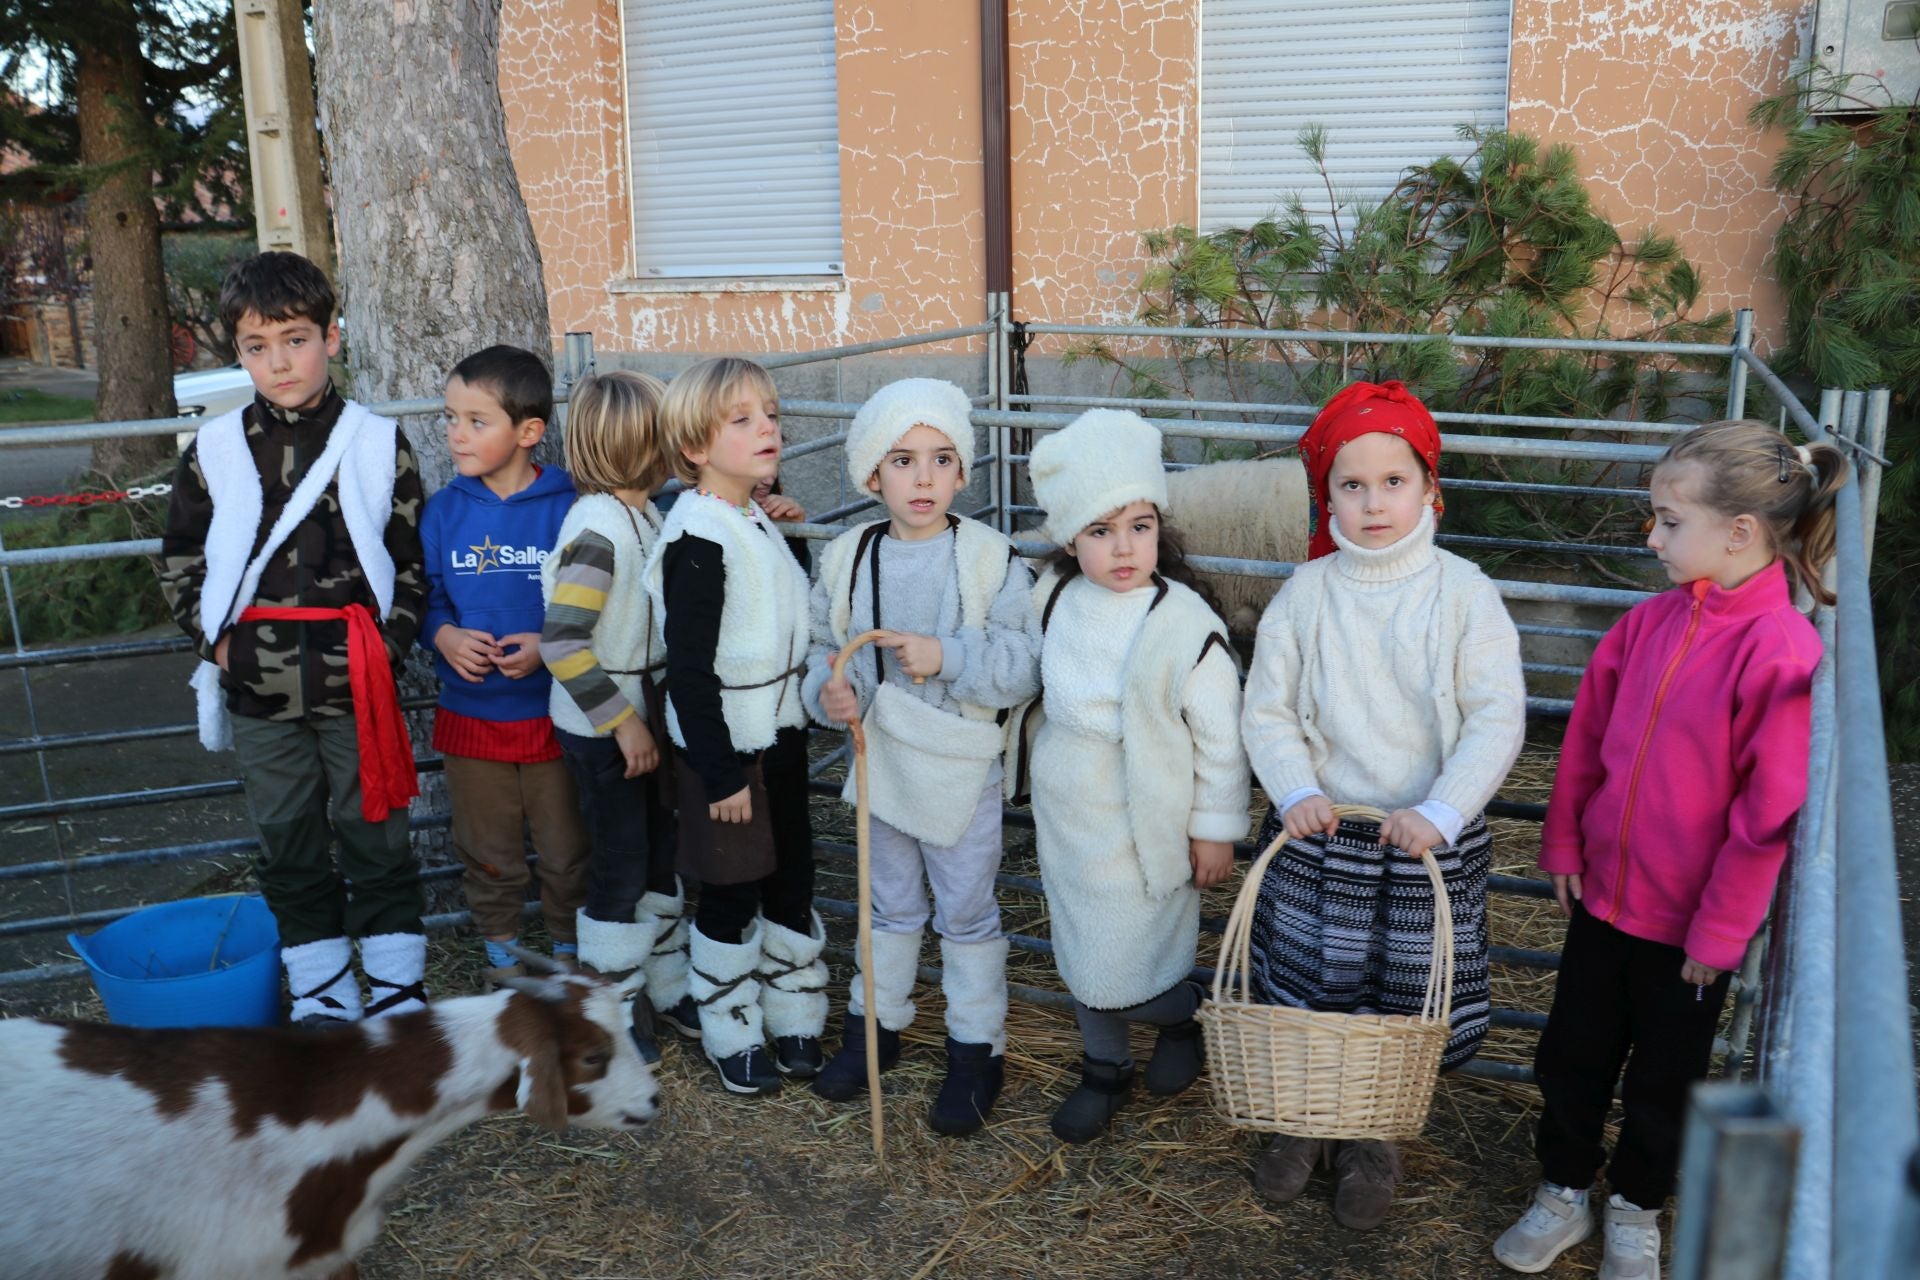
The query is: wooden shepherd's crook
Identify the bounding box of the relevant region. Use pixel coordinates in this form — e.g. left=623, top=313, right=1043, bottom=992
left=831, top=628, right=918, bottom=1160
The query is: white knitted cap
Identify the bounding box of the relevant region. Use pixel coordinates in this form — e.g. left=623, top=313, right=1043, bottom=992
left=1029, top=409, right=1170, bottom=544
left=845, top=378, right=976, bottom=490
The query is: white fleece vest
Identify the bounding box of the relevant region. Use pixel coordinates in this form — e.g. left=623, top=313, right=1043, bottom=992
left=643, top=495, right=811, bottom=753
left=1009, top=570, right=1234, bottom=900
left=816, top=517, right=1012, bottom=726
left=816, top=517, right=1014, bottom=845
left=541, top=494, right=665, bottom=739
left=188, top=401, right=399, bottom=751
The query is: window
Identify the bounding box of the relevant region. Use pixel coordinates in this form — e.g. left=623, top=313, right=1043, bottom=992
left=1200, top=0, right=1513, bottom=232
left=621, top=0, right=844, bottom=279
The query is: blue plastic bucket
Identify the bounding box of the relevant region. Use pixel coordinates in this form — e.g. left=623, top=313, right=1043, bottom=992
left=69, top=894, right=282, bottom=1028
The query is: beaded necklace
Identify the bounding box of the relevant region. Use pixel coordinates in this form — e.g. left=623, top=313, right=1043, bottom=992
left=693, top=487, right=754, bottom=517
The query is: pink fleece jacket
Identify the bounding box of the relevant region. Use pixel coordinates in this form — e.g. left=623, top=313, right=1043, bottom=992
left=1540, top=561, right=1819, bottom=971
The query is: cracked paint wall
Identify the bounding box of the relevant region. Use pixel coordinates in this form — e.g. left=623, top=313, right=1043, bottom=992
left=1007, top=1, right=1198, bottom=326
left=499, top=0, right=986, bottom=356
left=499, top=1, right=1802, bottom=355
left=1509, top=0, right=1810, bottom=343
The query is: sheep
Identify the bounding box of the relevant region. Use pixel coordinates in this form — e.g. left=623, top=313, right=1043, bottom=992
left=0, top=961, right=658, bottom=1280
left=1165, top=454, right=1312, bottom=634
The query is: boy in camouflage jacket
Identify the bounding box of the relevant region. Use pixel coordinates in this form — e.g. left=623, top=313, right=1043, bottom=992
left=159, top=251, right=429, bottom=1025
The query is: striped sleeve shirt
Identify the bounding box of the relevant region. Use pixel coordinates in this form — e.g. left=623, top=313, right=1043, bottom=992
left=538, top=530, right=637, bottom=734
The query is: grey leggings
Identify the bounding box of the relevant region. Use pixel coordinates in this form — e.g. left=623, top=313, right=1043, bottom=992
left=1073, top=980, right=1201, bottom=1065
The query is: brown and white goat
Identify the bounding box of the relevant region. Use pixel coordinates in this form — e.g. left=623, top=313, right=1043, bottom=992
left=0, top=966, right=658, bottom=1280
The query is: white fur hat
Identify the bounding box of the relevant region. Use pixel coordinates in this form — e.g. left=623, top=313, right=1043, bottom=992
left=845, top=378, right=975, bottom=491
left=1029, top=409, right=1169, bottom=544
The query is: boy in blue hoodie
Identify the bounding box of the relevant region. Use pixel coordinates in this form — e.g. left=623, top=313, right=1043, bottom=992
left=421, top=345, right=590, bottom=983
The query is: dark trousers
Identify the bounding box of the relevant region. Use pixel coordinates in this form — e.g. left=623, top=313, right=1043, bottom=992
left=1534, top=905, right=1733, bottom=1207
left=231, top=714, right=422, bottom=947
left=557, top=727, right=678, bottom=924
left=695, top=725, right=815, bottom=943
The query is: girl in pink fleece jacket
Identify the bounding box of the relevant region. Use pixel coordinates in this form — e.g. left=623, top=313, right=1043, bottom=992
left=1495, top=420, right=1845, bottom=1279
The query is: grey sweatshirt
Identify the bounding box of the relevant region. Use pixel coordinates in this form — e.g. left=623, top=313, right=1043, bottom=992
left=802, top=526, right=1042, bottom=727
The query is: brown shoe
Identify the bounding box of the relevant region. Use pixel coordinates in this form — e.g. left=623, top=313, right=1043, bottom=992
left=1253, top=1133, right=1324, bottom=1204
left=1331, top=1140, right=1402, bottom=1230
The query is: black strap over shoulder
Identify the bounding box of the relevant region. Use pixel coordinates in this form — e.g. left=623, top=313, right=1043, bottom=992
left=1039, top=573, right=1073, bottom=633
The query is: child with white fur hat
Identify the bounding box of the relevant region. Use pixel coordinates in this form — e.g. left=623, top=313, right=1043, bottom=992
left=1010, top=409, right=1251, bottom=1144
left=801, top=377, right=1041, bottom=1136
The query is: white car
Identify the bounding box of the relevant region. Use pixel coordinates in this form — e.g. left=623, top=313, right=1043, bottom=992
left=173, top=363, right=255, bottom=420
left=172, top=364, right=255, bottom=450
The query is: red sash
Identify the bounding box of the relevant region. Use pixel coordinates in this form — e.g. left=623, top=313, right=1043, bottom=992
left=238, top=604, right=418, bottom=822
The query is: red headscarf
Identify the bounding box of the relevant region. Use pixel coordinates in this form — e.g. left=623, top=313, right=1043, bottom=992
left=1296, top=380, right=1443, bottom=560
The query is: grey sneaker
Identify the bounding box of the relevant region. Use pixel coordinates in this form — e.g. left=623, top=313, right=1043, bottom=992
left=1252, top=1133, right=1324, bottom=1204
left=1494, top=1182, right=1594, bottom=1273
left=1599, top=1195, right=1661, bottom=1280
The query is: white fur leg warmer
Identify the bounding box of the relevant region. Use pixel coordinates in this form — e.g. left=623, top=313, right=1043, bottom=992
left=690, top=920, right=765, bottom=1060
left=576, top=909, right=660, bottom=983
left=358, top=931, right=428, bottom=1019
left=757, top=911, right=829, bottom=1039
left=638, top=880, right=690, bottom=1012
left=848, top=926, right=923, bottom=1033
left=283, top=936, right=362, bottom=1023
left=941, top=935, right=1009, bottom=1055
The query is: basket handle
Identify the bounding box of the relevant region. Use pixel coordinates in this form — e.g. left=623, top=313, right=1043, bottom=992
left=1213, top=804, right=1455, bottom=1025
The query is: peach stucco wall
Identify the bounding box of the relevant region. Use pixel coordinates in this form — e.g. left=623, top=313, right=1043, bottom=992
left=1008, top=1, right=1198, bottom=325
left=1508, top=0, right=1810, bottom=343
left=499, top=1, right=1805, bottom=355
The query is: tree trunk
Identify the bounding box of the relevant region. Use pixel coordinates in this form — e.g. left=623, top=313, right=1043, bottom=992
left=77, top=18, right=177, bottom=482
left=313, top=0, right=555, bottom=876
left=312, top=0, right=553, bottom=493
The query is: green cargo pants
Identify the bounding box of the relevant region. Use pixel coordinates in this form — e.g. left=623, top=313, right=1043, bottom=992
left=230, top=713, right=424, bottom=947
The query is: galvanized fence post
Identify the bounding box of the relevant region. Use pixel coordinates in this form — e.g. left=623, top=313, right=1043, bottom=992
left=1859, top=387, right=1889, bottom=563
left=1828, top=447, right=1919, bottom=1279
left=1671, top=1082, right=1798, bottom=1280
left=1725, top=309, right=1752, bottom=421
left=559, top=331, right=595, bottom=403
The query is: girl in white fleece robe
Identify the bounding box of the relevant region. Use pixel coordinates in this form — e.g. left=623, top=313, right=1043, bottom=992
left=1014, top=408, right=1251, bottom=1144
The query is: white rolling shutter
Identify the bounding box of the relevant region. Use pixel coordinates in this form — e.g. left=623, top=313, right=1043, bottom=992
left=1200, top=0, right=1512, bottom=231
left=622, top=0, right=844, bottom=278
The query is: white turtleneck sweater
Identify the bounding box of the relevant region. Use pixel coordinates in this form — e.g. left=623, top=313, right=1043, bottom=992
left=1240, top=509, right=1526, bottom=841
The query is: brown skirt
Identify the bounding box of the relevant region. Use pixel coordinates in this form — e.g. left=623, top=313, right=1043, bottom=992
left=640, top=673, right=676, bottom=812
left=673, top=752, right=776, bottom=886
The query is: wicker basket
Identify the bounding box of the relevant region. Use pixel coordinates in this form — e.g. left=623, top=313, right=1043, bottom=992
left=1197, top=804, right=1454, bottom=1141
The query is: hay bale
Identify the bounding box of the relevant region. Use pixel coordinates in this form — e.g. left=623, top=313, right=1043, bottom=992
left=1166, top=455, right=1311, bottom=634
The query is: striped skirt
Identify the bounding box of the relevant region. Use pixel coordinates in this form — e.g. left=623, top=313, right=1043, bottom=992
left=1245, top=806, right=1492, bottom=1073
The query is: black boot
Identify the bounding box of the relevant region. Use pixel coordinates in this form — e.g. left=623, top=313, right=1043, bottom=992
left=772, top=1034, right=824, bottom=1079
left=1049, top=1056, right=1135, bottom=1144
left=928, top=1039, right=1004, bottom=1137
left=1143, top=1013, right=1205, bottom=1095
left=628, top=995, right=662, bottom=1065
left=710, top=1045, right=783, bottom=1095
left=657, top=993, right=702, bottom=1041
left=810, top=1012, right=901, bottom=1102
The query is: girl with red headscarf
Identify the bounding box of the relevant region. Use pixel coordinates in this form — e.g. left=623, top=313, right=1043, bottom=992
left=1237, top=381, right=1527, bottom=1229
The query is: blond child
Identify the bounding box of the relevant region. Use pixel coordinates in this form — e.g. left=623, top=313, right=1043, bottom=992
left=1494, top=421, right=1839, bottom=1278
left=643, top=358, right=823, bottom=1095
left=539, top=371, right=693, bottom=1061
